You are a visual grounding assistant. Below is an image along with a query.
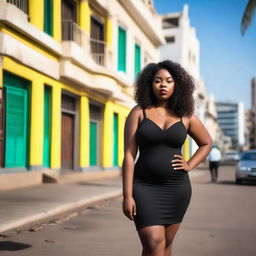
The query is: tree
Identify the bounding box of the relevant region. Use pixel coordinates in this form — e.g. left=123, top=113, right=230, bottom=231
left=241, top=0, right=256, bottom=35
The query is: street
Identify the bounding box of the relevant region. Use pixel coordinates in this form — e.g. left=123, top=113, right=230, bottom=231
left=0, top=165, right=256, bottom=256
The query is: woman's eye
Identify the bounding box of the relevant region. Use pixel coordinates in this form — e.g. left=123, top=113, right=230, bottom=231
left=154, top=80, right=161, bottom=83
left=167, top=80, right=173, bottom=83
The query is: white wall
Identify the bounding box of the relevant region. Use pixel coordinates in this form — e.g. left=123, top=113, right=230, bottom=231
left=159, top=4, right=200, bottom=80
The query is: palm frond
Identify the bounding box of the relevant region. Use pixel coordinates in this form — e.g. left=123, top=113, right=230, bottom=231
left=241, top=0, right=256, bottom=35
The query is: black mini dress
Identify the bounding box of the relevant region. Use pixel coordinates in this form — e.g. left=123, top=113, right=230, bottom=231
left=132, top=108, right=192, bottom=231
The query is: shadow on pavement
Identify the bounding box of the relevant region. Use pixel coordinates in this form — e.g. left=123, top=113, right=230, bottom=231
left=0, top=241, right=32, bottom=251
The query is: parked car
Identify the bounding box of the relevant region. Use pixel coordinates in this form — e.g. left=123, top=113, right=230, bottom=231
left=222, top=151, right=240, bottom=165
left=236, top=150, right=256, bottom=184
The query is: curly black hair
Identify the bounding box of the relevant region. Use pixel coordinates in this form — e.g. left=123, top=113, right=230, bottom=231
left=134, top=60, right=195, bottom=117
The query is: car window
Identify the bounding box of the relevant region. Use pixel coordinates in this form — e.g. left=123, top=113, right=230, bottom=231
left=226, top=152, right=238, bottom=156
left=240, top=153, right=256, bottom=161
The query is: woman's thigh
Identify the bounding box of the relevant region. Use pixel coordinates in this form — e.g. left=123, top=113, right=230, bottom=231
left=165, top=223, right=181, bottom=246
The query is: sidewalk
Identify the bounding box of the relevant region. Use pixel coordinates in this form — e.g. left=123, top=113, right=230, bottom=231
left=0, top=169, right=206, bottom=234
left=0, top=176, right=122, bottom=233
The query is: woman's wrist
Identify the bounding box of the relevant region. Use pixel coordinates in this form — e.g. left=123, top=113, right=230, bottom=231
left=123, top=194, right=133, bottom=199
left=187, top=161, right=192, bottom=171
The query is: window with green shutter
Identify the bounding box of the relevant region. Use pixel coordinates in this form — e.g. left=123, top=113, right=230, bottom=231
left=44, top=0, right=53, bottom=36
left=90, top=121, right=97, bottom=166
left=113, top=113, right=118, bottom=166
left=43, top=85, right=51, bottom=168
left=134, top=43, right=141, bottom=79
left=118, top=26, right=126, bottom=72
left=3, top=72, right=30, bottom=168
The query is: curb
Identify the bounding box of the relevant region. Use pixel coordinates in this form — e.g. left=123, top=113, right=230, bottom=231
left=0, top=189, right=122, bottom=233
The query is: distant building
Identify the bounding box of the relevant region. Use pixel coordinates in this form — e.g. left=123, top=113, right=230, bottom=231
left=251, top=78, right=256, bottom=108
left=249, top=108, right=256, bottom=149
left=245, top=109, right=252, bottom=150
left=205, top=95, right=226, bottom=151
left=216, top=102, right=245, bottom=149
left=248, top=78, right=256, bottom=148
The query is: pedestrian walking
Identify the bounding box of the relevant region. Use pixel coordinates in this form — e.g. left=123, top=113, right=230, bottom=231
left=122, top=60, right=212, bottom=256
left=208, top=145, right=222, bottom=183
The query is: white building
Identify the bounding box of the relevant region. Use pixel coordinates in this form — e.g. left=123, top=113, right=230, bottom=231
left=159, top=4, right=224, bottom=156
left=160, top=4, right=200, bottom=80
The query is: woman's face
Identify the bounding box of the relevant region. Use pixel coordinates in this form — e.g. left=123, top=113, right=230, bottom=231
left=152, top=69, right=174, bottom=101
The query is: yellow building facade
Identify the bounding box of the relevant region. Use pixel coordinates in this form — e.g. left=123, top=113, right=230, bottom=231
left=0, top=0, right=169, bottom=190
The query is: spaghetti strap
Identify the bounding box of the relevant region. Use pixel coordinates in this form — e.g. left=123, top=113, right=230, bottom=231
left=142, top=108, right=147, bottom=119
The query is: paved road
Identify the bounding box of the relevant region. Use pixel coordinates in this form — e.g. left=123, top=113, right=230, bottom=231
left=0, top=166, right=256, bottom=256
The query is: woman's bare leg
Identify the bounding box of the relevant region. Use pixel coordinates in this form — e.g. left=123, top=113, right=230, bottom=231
left=164, top=223, right=181, bottom=256
left=137, top=225, right=166, bottom=256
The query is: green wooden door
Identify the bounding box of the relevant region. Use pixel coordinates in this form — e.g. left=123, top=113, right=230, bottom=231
left=134, top=43, right=141, bottom=79
left=90, top=121, right=97, bottom=166
left=4, top=73, right=29, bottom=168
left=44, top=0, right=53, bottom=36
left=43, top=85, right=51, bottom=167
left=118, top=26, right=126, bottom=72
left=113, top=113, right=118, bottom=166
left=0, top=87, right=4, bottom=167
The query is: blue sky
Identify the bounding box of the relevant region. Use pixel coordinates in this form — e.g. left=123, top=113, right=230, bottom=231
left=154, top=0, right=256, bottom=109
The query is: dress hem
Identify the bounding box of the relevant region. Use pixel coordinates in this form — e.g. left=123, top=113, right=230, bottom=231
left=135, top=221, right=183, bottom=231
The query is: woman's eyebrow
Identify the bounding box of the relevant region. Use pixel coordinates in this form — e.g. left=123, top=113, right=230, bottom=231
left=154, top=76, right=173, bottom=79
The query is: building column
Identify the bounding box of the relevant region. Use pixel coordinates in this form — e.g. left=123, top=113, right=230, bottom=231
left=53, top=0, right=62, bottom=42
left=80, top=0, right=91, bottom=32
left=29, top=0, right=44, bottom=31
left=51, top=85, right=61, bottom=169
left=118, top=113, right=125, bottom=167
left=29, top=78, right=44, bottom=170
left=80, top=95, right=90, bottom=169
left=110, top=14, right=118, bottom=71
left=105, top=14, right=114, bottom=69
left=103, top=101, right=114, bottom=168
left=183, top=136, right=191, bottom=161
left=0, top=56, right=2, bottom=89
left=106, top=14, right=112, bottom=48
left=79, top=0, right=90, bottom=50
left=0, top=57, right=2, bottom=168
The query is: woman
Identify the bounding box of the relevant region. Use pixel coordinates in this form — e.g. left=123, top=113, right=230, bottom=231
left=122, top=60, right=212, bottom=256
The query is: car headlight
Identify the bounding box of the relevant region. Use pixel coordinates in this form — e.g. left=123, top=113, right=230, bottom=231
left=239, top=166, right=251, bottom=171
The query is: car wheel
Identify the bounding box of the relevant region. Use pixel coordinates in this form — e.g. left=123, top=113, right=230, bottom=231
left=236, top=177, right=242, bottom=184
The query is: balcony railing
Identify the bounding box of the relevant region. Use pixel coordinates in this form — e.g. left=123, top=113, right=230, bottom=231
left=62, top=19, right=83, bottom=46
left=7, top=0, right=28, bottom=14
left=90, top=38, right=106, bottom=66
left=61, top=20, right=107, bottom=66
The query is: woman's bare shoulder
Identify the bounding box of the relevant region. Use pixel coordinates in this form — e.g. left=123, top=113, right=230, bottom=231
left=128, top=104, right=143, bottom=118
left=187, top=114, right=201, bottom=123
left=124, top=105, right=144, bottom=129
left=181, top=114, right=200, bottom=129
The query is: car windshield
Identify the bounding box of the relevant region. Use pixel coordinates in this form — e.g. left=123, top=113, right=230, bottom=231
left=240, top=152, right=256, bottom=161
left=227, top=153, right=237, bottom=156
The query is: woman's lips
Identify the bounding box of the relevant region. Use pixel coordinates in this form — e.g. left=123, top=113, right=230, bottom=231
left=160, top=89, right=167, bottom=94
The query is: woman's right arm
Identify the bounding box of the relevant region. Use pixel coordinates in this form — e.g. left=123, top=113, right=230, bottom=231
left=122, top=105, right=141, bottom=221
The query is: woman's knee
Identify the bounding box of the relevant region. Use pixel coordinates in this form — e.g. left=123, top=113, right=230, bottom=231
left=145, top=233, right=165, bottom=251
left=139, top=227, right=166, bottom=252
